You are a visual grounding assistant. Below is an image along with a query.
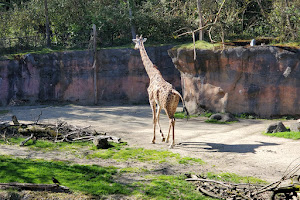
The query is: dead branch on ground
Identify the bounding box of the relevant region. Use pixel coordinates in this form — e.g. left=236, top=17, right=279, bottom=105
left=0, top=182, right=70, bottom=193
left=187, top=158, right=300, bottom=199
left=0, top=114, right=121, bottom=147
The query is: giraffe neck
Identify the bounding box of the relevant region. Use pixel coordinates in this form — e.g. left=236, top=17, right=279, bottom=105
left=139, top=43, right=160, bottom=79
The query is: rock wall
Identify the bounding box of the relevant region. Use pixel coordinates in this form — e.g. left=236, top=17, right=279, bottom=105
left=0, top=46, right=180, bottom=106
left=168, top=46, right=300, bottom=117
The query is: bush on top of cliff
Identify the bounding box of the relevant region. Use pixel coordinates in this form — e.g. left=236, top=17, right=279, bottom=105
left=173, top=41, right=221, bottom=50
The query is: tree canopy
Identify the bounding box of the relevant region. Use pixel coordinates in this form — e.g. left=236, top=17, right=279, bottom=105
left=0, top=0, right=299, bottom=53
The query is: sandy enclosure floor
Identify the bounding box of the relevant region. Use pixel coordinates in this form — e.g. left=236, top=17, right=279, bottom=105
left=1, top=104, right=299, bottom=182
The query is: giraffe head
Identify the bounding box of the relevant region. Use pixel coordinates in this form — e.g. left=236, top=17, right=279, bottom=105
left=132, top=35, right=147, bottom=50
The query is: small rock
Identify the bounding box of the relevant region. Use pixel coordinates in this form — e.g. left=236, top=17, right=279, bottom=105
left=210, top=114, right=222, bottom=121
left=223, top=113, right=238, bottom=122
left=266, top=121, right=288, bottom=133
left=93, top=135, right=111, bottom=149
left=290, top=123, right=300, bottom=132
left=209, top=113, right=239, bottom=122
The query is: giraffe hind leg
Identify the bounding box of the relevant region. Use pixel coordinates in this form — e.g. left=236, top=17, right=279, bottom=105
left=165, top=95, right=179, bottom=147
left=166, top=120, right=171, bottom=143
left=169, top=118, right=175, bottom=149
left=156, top=105, right=165, bottom=142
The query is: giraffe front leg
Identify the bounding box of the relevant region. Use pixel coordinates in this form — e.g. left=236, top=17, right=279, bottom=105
left=150, top=102, right=156, bottom=144
left=152, top=117, right=156, bottom=144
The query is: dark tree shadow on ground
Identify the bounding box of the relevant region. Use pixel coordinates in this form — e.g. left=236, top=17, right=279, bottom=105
left=177, top=141, right=279, bottom=153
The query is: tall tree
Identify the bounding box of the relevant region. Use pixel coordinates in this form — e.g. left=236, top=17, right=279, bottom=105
left=127, top=0, right=136, bottom=39
left=196, top=0, right=204, bottom=40
left=44, top=0, right=50, bottom=47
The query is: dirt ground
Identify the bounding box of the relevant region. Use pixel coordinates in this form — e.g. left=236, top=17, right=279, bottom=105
left=1, top=104, right=300, bottom=183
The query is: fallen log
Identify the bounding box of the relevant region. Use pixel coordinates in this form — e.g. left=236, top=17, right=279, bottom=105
left=0, top=182, right=70, bottom=193
left=2, top=115, right=122, bottom=146
left=197, top=186, right=223, bottom=199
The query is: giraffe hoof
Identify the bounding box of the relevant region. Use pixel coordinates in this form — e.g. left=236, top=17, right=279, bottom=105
left=152, top=141, right=155, bottom=144
left=165, top=139, right=169, bottom=143
left=169, top=144, right=174, bottom=149
left=162, top=138, right=165, bottom=142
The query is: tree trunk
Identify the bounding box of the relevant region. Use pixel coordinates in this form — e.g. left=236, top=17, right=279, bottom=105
left=127, top=0, right=136, bottom=39
left=284, top=0, right=295, bottom=40
left=92, top=24, right=98, bottom=105
left=44, top=0, right=51, bottom=47
left=196, top=0, right=204, bottom=41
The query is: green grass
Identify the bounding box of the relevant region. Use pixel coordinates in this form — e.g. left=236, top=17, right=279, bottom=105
left=174, top=40, right=221, bottom=50
left=174, top=111, right=198, bottom=119
left=87, top=147, right=205, bottom=165
left=0, top=155, right=211, bottom=199
left=0, top=155, right=128, bottom=196
left=0, top=137, right=127, bottom=151
left=0, top=137, right=92, bottom=151
left=272, top=41, right=300, bottom=48
left=205, top=119, right=227, bottom=124
left=133, top=175, right=214, bottom=200
left=0, top=110, right=9, bottom=115
left=204, top=119, right=238, bottom=124
left=1, top=137, right=204, bottom=165
left=206, top=172, right=267, bottom=184
left=263, top=131, right=300, bottom=140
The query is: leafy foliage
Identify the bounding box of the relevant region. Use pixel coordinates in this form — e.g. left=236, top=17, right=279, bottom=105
left=0, top=0, right=299, bottom=55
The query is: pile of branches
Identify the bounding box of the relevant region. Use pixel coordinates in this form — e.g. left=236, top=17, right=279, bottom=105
left=0, top=114, right=120, bottom=147
left=187, top=161, right=300, bottom=200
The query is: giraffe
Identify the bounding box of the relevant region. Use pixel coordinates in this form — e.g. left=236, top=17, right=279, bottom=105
left=132, top=35, right=189, bottom=148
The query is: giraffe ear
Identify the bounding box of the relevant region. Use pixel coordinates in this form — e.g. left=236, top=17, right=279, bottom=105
left=143, top=38, right=147, bottom=43
left=132, top=39, right=138, bottom=43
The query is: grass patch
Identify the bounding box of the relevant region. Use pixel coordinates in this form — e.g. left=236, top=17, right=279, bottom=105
left=174, top=111, right=198, bottom=119
left=206, top=172, right=267, bottom=184
left=0, top=110, right=9, bottom=115
left=204, top=119, right=238, bottom=124
left=0, top=155, right=129, bottom=196
left=0, top=137, right=93, bottom=151
left=263, top=131, right=300, bottom=140
left=205, top=119, right=227, bottom=124
left=272, top=42, right=300, bottom=48
left=1, top=136, right=204, bottom=165
left=0, top=136, right=127, bottom=151
left=87, top=147, right=205, bottom=165
left=174, top=40, right=221, bottom=50
left=0, top=155, right=211, bottom=199
left=133, top=175, right=213, bottom=200
left=201, top=112, right=213, bottom=118
left=178, top=157, right=204, bottom=165
left=119, top=167, right=149, bottom=173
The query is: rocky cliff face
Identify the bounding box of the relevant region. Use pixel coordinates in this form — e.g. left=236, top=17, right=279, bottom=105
left=168, top=46, right=300, bottom=117
left=0, top=46, right=180, bottom=106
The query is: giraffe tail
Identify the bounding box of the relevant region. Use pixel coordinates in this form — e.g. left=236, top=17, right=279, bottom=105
left=172, top=89, right=190, bottom=120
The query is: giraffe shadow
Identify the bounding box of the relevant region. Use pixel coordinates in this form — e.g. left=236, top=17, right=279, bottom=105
left=177, top=141, right=279, bottom=154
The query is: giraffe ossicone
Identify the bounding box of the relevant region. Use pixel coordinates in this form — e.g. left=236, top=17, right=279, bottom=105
left=132, top=35, right=189, bottom=148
